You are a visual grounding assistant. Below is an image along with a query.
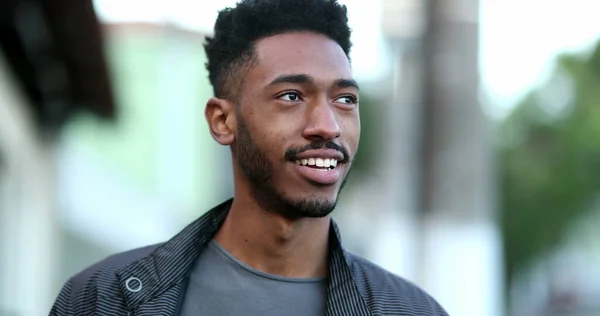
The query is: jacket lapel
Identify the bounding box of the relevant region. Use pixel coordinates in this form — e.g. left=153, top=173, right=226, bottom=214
left=115, top=199, right=232, bottom=315
left=325, top=221, right=372, bottom=316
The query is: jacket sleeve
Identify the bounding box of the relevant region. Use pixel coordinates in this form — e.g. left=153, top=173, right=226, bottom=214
left=48, top=279, right=73, bottom=316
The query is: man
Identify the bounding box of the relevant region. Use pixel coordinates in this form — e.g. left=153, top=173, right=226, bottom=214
left=50, top=0, right=448, bottom=315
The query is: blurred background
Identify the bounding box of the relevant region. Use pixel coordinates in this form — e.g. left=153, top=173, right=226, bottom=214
left=1, top=0, right=600, bottom=315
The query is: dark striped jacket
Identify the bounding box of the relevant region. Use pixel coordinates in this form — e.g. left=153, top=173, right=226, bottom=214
left=49, top=199, right=449, bottom=316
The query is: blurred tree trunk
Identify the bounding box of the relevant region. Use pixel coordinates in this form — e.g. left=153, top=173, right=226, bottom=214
left=421, top=0, right=486, bottom=219
left=416, top=0, right=503, bottom=315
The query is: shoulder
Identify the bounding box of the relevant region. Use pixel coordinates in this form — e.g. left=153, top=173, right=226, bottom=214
left=71, top=244, right=161, bottom=293
left=50, top=244, right=161, bottom=315
left=345, top=251, right=449, bottom=316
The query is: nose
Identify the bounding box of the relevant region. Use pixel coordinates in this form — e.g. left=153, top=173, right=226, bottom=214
left=302, top=98, right=341, bottom=141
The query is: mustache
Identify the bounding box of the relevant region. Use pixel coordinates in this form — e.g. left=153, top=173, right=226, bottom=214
left=284, top=140, right=350, bottom=163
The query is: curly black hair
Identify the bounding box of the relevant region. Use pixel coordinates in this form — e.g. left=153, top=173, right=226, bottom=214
left=204, top=0, right=352, bottom=99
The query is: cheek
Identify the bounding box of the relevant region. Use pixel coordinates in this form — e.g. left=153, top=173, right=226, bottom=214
left=342, top=114, right=361, bottom=150
left=268, top=124, right=291, bottom=161
left=248, top=117, right=289, bottom=160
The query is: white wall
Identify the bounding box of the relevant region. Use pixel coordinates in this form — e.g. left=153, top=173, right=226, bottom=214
left=0, top=52, right=59, bottom=316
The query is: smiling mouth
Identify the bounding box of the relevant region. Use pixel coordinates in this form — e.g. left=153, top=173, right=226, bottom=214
left=294, top=158, right=338, bottom=171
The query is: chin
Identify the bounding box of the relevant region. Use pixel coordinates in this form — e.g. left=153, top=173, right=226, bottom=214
left=280, top=194, right=339, bottom=219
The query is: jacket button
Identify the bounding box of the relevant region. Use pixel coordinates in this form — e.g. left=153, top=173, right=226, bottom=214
left=125, top=277, right=143, bottom=293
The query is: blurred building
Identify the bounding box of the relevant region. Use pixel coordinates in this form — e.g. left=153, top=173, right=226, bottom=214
left=56, top=22, right=232, bottom=262
left=0, top=50, right=60, bottom=316
left=0, top=11, right=233, bottom=314
left=1, top=0, right=115, bottom=314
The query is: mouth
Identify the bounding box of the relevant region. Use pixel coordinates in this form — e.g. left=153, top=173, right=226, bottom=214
left=294, top=158, right=338, bottom=171
left=292, top=157, right=341, bottom=185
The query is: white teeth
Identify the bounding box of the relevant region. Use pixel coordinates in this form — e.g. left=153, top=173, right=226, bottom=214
left=316, top=158, right=324, bottom=167
left=296, top=158, right=339, bottom=168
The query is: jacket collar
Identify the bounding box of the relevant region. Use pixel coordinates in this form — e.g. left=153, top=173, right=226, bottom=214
left=115, top=199, right=371, bottom=315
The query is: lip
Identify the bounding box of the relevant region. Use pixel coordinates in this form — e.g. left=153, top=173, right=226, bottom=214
left=293, top=163, right=341, bottom=185
left=293, top=149, right=345, bottom=161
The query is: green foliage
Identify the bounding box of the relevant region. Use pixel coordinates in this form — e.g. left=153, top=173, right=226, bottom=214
left=499, top=41, right=600, bottom=284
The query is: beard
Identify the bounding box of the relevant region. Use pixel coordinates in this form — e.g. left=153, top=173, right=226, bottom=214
left=232, top=117, right=349, bottom=219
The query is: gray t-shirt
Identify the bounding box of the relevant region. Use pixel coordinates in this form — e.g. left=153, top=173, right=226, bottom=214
left=180, top=240, right=327, bottom=316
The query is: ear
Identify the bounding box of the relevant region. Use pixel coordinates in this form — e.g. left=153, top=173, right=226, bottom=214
left=205, top=97, right=236, bottom=146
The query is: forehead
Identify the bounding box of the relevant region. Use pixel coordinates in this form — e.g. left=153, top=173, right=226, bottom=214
left=250, top=32, right=353, bottom=84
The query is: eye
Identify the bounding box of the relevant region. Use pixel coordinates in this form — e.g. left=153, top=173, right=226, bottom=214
left=278, top=92, right=303, bottom=102
left=334, top=95, right=358, bottom=106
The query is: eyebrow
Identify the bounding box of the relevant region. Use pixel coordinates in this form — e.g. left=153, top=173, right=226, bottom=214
left=334, top=78, right=360, bottom=91
left=268, top=74, right=360, bottom=91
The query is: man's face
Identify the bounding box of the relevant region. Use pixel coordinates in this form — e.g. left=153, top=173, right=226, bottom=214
left=232, top=31, right=360, bottom=218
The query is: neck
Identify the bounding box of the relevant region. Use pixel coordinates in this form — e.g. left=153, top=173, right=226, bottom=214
left=214, top=194, right=330, bottom=279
